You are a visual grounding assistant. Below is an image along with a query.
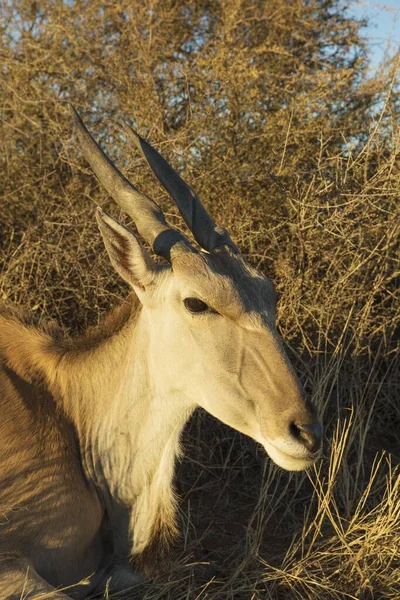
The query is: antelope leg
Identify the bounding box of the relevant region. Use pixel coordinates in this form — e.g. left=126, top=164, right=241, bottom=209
left=93, top=564, right=143, bottom=597
left=0, top=558, right=72, bottom=599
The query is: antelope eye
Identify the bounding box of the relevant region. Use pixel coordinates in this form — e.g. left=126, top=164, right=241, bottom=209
left=184, top=297, right=209, bottom=314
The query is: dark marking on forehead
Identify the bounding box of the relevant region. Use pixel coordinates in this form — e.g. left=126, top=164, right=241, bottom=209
left=172, top=248, right=276, bottom=318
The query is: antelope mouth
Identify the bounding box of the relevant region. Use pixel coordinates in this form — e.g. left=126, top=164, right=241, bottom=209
left=261, top=436, right=321, bottom=472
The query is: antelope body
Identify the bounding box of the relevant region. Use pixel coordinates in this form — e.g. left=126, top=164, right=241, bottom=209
left=0, top=108, right=322, bottom=599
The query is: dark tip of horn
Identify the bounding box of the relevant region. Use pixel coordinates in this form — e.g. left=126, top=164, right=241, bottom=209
left=69, top=103, right=83, bottom=126
left=122, top=121, right=142, bottom=148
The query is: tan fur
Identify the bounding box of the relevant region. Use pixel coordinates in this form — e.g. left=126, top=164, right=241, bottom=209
left=0, top=314, right=103, bottom=597
left=0, top=299, right=147, bottom=598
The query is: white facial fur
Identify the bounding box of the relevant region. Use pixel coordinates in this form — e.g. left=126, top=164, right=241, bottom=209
left=134, top=250, right=320, bottom=471
left=97, top=211, right=321, bottom=472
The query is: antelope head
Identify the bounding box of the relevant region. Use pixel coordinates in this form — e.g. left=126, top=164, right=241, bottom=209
left=71, top=107, right=322, bottom=471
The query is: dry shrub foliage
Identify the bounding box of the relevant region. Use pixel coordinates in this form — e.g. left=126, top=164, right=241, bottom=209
left=1, top=1, right=399, bottom=598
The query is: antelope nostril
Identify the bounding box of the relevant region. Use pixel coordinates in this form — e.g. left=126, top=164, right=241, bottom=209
left=290, top=422, right=323, bottom=453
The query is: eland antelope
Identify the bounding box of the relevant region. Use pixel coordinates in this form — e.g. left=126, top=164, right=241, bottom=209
left=0, top=106, right=322, bottom=599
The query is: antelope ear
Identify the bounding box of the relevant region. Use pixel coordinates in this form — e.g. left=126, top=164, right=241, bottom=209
left=96, top=207, right=157, bottom=291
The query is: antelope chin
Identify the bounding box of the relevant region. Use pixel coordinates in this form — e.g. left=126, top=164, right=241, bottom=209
left=261, top=437, right=319, bottom=472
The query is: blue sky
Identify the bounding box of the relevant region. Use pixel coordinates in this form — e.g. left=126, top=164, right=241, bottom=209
left=351, top=0, right=400, bottom=69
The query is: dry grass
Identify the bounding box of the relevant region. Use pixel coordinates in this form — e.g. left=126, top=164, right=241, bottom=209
left=1, top=0, right=400, bottom=598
